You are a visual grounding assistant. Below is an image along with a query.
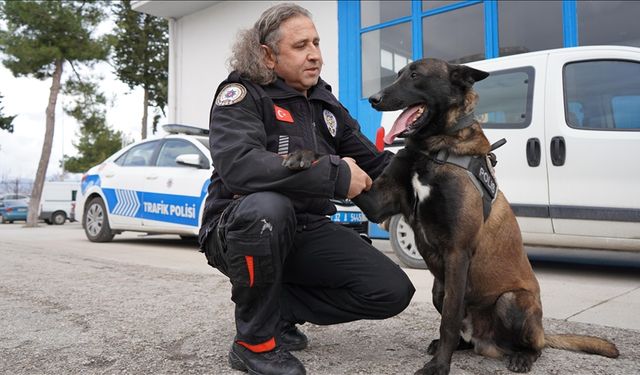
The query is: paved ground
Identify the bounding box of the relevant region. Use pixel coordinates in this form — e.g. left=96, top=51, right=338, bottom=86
left=1, top=222, right=639, bottom=374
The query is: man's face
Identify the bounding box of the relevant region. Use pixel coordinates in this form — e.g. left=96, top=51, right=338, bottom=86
left=265, top=16, right=323, bottom=95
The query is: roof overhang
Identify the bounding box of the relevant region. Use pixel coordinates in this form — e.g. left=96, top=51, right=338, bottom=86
left=132, top=1, right=218, bottom=19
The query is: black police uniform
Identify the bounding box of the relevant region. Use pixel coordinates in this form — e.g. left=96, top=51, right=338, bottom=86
left=199, top=71, right=415, bottom=352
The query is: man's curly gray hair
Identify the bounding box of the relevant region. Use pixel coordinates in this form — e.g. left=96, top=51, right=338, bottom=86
left=228, top=3, right=312, bottom=85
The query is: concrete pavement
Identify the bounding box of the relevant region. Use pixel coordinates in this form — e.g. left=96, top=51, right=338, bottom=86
left=1, top=223, right=639, bottom=374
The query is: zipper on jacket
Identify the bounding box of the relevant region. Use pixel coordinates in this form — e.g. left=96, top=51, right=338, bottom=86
left=307, top=100, right=318, bottom=152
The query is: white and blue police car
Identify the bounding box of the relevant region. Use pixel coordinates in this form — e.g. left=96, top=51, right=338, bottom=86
left=77, top=124, right=367, bottom=242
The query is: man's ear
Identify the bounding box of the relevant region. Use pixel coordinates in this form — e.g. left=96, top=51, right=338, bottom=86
left=450, top=65, right=490, bottom=88
left=262, top=45, right=276, bottom=69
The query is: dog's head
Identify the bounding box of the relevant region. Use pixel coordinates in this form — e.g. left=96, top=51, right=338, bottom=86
left=369, top=58, right=489, bottom=144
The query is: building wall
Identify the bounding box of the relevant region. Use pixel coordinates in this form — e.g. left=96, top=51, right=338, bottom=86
left=169, top=1, right=338, bottom=128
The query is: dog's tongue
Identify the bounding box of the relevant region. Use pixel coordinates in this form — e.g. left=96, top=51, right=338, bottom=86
left=384, top=105, right=423, bottom=144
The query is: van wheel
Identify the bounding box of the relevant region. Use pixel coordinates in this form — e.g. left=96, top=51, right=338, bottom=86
left=84, top=197, right=115, bottom=242
left=389, top=214, right=427, bottom=269
left=52, top=211, right=66, bottom=225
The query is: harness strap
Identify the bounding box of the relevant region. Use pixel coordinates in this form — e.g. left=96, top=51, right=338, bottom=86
left=429, top=149, right=498, bottom=221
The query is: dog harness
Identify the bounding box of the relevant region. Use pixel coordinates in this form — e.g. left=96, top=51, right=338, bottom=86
left=420, top=135, right=506, bottom=221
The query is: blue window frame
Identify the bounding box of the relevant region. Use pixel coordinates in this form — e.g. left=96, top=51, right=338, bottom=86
left=338, top=0, right=581, bottom=140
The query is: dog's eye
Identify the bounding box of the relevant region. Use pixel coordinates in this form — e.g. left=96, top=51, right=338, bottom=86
left=410, top=72, right=418, bottom=79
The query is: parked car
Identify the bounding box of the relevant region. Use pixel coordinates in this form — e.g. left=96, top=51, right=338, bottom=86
left=0, top=199, right=29, bottom=224
left=39, top=181, right=79, bottom=225
left=77, top=124, right=368, bottom=242
left=375, top=46, right=640, bottom=268
left=0, top=193, right=29, bottom=202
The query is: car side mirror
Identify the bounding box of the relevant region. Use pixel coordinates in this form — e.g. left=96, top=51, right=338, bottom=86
left=175, top=154, right=208, bottom=169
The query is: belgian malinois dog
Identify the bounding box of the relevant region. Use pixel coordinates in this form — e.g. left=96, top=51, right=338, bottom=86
left=284, top=58, right=619, bottom=374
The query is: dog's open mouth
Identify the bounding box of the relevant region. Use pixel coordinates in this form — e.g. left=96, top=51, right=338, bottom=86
left=383, top=104, right=428, bottom=144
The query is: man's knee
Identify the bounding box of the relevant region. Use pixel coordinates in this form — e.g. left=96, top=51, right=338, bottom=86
left=364, top=270, right=415, bottom=318
left=381, top=274, right=415, bottom=316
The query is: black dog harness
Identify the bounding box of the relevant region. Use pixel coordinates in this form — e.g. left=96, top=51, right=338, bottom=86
left=428, top=148, right=500, bottom=220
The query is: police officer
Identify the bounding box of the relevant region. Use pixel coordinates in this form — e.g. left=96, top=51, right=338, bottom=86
left=199, top=4, right=415, bottom=374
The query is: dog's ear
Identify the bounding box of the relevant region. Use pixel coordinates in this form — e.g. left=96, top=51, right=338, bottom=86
left=450, top=65, right=490, bottom=89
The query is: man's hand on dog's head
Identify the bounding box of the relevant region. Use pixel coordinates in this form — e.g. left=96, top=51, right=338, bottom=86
left=342, top=157, right=372, bottom=199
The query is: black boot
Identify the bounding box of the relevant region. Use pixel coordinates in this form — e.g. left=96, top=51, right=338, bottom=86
left=279, top=322, right=308, bottom=351
left=228, top=342, right=306, bottom=375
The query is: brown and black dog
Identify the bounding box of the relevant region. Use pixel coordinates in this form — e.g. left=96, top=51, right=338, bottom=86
left=284, top=58, right=619, bottom=374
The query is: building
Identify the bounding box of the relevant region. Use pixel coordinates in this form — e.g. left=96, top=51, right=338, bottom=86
left=133, top=0, right=640, bottom=140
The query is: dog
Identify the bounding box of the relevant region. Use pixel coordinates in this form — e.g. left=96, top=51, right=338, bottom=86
left=283, top=58, right=619, bottom=375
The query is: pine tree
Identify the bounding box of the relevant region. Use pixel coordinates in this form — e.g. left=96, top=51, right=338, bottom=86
left=0, top=0, right=109, bottom=226
left=61, top=80, right=124, bottom=173
left=112, top=0, right=168, bottom=140
left=0, top=93, right=16, bottom=133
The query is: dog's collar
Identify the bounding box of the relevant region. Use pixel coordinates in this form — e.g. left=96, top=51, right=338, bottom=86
left=446, top=112, right=476, bottom=135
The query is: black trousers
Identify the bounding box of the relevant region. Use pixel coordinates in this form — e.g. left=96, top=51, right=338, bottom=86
left=203, top=192, right=415, bottom=349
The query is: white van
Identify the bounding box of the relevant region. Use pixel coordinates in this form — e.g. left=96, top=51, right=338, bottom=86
left=39, top=181, right=80, bottom=225
left=377, top=46, right=640, bottom=268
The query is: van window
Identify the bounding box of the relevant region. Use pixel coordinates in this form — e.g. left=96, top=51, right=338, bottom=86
left=474, top=67, right=534, bottom=129
left=564, top=60, right=640, bottom=130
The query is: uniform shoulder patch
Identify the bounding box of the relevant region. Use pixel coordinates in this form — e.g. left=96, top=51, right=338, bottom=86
left=215, top=83, right=247, bottom=106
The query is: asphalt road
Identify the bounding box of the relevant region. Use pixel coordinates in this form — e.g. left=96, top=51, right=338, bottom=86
left=1, top=222, right=639, bottom=374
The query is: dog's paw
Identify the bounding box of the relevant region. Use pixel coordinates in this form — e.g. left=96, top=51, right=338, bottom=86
left=414, top=359, right=450, bottom=375
left=282, top=150, right=317, bottom=171
left=507, top=352, right=534, bottom=373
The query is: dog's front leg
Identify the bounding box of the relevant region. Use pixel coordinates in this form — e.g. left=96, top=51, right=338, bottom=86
left=416, top=250, right=470, bottom=375
left=352, top=149, right=412, bottom=223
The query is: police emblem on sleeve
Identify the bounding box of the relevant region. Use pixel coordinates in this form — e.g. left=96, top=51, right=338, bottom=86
left=215, top=83, right=247, bottom=106
left=323, top=109, right=337, bottom=137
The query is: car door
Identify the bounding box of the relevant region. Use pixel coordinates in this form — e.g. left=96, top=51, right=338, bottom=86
left=100, top=140, right=160, bottom=228
left=141, top=138, right=212, bottom=233
left=545, top=48, right=640, bottom=239
left=471, top=54, right=553, bottom=234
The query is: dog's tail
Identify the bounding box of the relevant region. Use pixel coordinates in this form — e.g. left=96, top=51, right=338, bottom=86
left=545, top=334, right=619, bottom=358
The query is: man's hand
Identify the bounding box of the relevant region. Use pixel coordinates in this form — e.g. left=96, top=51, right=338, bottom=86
left=342, top=157, right=372, bottom=199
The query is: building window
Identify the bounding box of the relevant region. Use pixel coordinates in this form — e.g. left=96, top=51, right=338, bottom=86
left=577, top=1, right=640, bottom=47
left=360, top=0, right=411, bottom=28
left=498, top=1, right=563, bottom=56
left=564, top=60, right=640, bottom=130
left=475, top=67, right=534, bottom=129
left=422, top=1, right=459, bottom=12
left=422, top=3, right=485, bottom=64
left=361, top=22, right=412, bottom=98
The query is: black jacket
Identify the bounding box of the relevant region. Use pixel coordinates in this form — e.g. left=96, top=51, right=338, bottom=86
left=198, top=72, right=392, bottom=246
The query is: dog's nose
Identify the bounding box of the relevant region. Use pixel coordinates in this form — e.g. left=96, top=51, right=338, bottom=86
left=369, top=93, right=382, bottom=105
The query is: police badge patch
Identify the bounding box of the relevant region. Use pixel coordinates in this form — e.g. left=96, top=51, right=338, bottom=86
left=215, top=83, right=247, bottom=106
left=323, top=109, right=337, bottom=137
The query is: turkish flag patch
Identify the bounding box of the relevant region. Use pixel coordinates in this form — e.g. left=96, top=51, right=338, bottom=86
left=274, top=105, right=294, bottom=123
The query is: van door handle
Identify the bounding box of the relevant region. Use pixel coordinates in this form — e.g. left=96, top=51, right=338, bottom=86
left=146, top=175, right=158, bottom=180
left=550, top=136, right=566, bottom=166
left=526, top=138, right=541, bottom=167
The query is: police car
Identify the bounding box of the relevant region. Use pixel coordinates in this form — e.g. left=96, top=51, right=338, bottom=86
left=77, top=124, right=367, bottom=242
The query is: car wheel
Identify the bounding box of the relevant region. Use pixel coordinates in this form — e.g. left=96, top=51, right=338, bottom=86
left=389, top=214, right=427, bottom=269
left=52, top=211, right=67, bottom=225
left=84, top=197, right=115, bottom=242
